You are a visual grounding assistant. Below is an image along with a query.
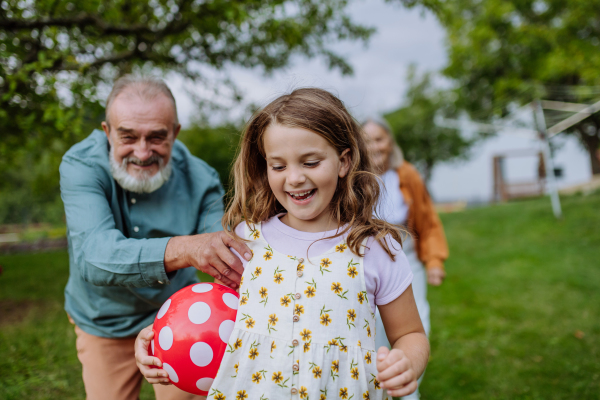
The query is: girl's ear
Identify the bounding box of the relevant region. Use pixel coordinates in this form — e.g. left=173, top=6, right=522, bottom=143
left=338, top=148, right=351, bottom=178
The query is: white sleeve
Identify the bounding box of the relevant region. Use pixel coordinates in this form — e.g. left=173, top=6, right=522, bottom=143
left=363, top=235, right=413, bottom=312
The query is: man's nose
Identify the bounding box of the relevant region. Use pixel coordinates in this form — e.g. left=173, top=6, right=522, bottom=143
left=133, top=139, right=153, bottom=160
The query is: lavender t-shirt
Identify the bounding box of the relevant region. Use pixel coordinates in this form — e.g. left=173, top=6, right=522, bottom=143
left=232, top=215, right=413, bottom=314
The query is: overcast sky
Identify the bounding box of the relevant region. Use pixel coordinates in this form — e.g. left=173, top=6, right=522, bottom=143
left=166, top=0, right=591, bottom=203
left=167, top=0, right=446, bottom=126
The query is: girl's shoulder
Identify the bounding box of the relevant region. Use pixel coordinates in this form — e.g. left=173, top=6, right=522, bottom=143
left=233, top=221, right=262, bottom=240
left=363, top=233, right=403, bottom=259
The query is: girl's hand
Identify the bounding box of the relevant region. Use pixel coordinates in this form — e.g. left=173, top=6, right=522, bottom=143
left=376, top=346, right=417, bottom=397
left=134, top=324, right=172, bottom=385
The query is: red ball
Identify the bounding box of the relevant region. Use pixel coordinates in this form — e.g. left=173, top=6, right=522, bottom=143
left=151, top=282, right=239, bottom=395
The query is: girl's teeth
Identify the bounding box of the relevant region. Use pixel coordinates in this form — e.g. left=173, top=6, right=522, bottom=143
left=290, top=190, right=314, bottom=199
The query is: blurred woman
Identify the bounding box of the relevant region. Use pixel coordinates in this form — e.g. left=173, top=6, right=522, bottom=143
left=363, top=118, right=448, bottom=399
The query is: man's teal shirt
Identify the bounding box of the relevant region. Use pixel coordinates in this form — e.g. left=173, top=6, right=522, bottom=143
left=60, top=130, right=225, bottom=338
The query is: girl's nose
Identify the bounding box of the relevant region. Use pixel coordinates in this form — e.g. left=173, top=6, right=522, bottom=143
left=287, top=166, right=307, bottom=186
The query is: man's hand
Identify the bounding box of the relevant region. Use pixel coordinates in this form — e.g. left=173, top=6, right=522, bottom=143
left=376, top=346, right=418, bottom=397
left=426, top=266, right=445, bottom=286
left=165, top=231, right=251, bottom=289
left=134, top=325, right=171, bottom=385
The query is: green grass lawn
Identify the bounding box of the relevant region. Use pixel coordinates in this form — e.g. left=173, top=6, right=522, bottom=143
left=1, top=192, right=599, bottom=399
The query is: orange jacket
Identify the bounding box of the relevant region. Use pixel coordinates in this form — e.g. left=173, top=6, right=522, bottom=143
left=397, top=162, right=449, bottom=270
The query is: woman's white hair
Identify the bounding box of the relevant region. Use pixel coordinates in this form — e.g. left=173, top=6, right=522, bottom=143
left=363, top=117, right=404, bottom=170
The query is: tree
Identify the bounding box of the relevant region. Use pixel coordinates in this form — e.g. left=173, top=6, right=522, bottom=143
left=398, top=0, right=600, bottom=174
left=384, top=66, right=473, bottom=184
left=0, top=0, right=373, bottom=223
left=177, top=122, right=240, bottom=191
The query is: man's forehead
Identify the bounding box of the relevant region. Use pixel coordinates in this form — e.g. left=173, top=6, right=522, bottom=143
left=109, top=93, right=176, bottom=130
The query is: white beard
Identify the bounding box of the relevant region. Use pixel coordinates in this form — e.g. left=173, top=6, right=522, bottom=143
left=109, top=146, right=172, bottom=194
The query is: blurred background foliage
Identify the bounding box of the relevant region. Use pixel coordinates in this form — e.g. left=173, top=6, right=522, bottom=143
left=4, top=0, right=600, bottom=225
left=177, top=122, right=240, bottom=193
left=399, top=0, right=600, bottom=174
left=0, top=0, right=374, bottom=224
left=385, top=66, right=473, bottom=183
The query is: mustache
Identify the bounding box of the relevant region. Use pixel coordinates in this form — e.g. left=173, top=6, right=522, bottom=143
left=122, top=154, right=163, bottom=167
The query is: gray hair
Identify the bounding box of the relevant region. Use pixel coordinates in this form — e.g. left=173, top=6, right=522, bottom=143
left=105, top=75, right=179, bottom=129
left=362, top=117, right=404, bottom=169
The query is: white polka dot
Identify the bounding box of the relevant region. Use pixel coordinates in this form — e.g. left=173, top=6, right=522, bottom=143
left=196, top=377, right=214, bottom=391
left=190, top=342, right=213, bottom=367
left=219, top=320, right=235, bottom=343
left=222, top=293, right=239, bottom=310
left=157, top=299, right=171, bottom=319
left=162, top=363, right=179, bottom=383
left=158, top=326, right=173, bottom=350
left=151, top=339, right=155, bottom=355
left=192, top=283, right=213, bottom=293
left=188, top=302, right=211, bottom=324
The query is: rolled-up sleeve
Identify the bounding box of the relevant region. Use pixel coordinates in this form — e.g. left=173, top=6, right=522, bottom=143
left=60, top=156, right=171, bottom=287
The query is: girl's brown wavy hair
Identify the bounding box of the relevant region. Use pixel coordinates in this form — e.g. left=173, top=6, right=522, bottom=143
left=222, top=87, right=404, bottom=260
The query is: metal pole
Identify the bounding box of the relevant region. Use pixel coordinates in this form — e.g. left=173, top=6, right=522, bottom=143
left=532, top=100, right=562, bottom=219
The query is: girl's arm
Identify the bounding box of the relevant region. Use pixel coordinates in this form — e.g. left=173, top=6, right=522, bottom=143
left=377, top=284, right=430, bottom=397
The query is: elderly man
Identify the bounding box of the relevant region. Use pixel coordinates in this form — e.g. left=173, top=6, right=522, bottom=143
left=59, top=75, right=250, bottom=400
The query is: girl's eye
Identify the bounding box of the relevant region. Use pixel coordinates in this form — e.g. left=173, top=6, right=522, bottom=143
left=304, top=161, right=320, bottom=167
left=271, top=165, right=285, bottom=171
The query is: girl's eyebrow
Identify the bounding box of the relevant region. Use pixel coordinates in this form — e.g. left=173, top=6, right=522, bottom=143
left=267, top=150, right=326, bottom=160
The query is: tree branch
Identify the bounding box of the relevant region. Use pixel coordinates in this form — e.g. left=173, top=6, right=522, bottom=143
left=0, top=13, right=155, bottom=35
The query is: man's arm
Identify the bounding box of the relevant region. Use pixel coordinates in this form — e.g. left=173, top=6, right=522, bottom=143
left=61, top=154, right=251, bottom=288
left=163, top=167, right=250, bottom=287
left=60, top=155, right=172, bottom=287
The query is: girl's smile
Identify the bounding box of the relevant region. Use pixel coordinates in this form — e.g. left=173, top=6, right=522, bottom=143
left=263, top=123, right=351, bottom=233
left=286, top=188, right=317, bottom=203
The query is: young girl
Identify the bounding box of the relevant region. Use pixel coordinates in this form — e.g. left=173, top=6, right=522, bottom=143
left=136, top=88, right=429, bottom=399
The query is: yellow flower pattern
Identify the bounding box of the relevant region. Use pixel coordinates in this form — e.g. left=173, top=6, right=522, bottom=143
left=340, top=387, right=349, bottom=399
left=208, top=224, right=383, bottom=400
left=236, top=390, right=248, bottom=400
left=300, top=386, right=308, bottom=398
left=300, top=328, right=311, bottom=341
left=305, top=286, right=316, bottom=298
left=272, top=371, right=283, bottom=383
left=313, top=365, right=322, bottom=378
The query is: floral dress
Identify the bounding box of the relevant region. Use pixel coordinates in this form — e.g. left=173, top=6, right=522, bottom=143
left=208, top=223, right=388, bottom=400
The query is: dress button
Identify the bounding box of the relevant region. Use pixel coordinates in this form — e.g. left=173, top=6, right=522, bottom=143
left=133, top=226, right=140, bottom=233
left=293, top=315, right=300, bottom=322
left=295, top=293, right=301, bottom=299
left=291, top=387, right=298, bottom=395
left=292, top=339, right=299, bottom=346
left=292, top=364, right=299, bottom=371
left=131, top=198, right=136, bottom=204
left=297, top=271, right=303, bottom=277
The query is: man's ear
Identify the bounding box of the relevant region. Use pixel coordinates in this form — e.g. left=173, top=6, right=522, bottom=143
left=173, top=124, right=181, bottom=140
left=101, top=121, right=111, bottom=142
left=338, top=148, right=351, bottom=178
